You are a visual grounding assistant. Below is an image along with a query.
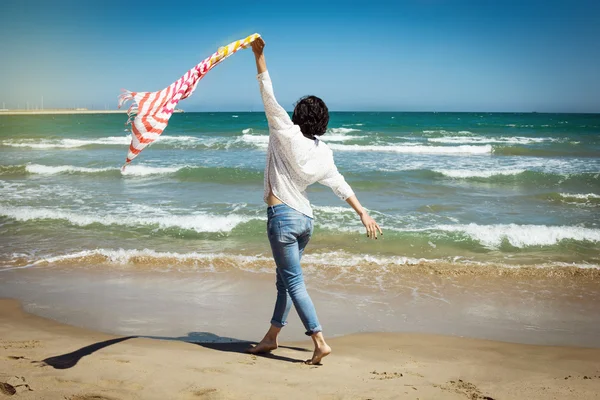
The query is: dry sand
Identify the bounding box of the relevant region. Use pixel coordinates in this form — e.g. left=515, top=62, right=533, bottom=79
left=1, top=299, right=599, bottom=399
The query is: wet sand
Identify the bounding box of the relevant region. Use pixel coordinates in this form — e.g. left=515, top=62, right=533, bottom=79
left=1, top=298, right=600, bottom=399
left=1, top=265, right=599, bottom=347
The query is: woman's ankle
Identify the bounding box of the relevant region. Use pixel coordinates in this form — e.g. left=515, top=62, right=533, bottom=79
left=264, top=324, right=282, bottom=341
left=311, top=331, right=327, bottom=346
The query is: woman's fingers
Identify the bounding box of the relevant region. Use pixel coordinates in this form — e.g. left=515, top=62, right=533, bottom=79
left=366, top=223, right=378, bottom=239
left=251, top=38, right=264, bottom=53
left=363, top=217, right=382, bottom=240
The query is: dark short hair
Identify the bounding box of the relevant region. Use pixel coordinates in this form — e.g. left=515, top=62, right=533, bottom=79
left=292, top=95, right=329, bottom=139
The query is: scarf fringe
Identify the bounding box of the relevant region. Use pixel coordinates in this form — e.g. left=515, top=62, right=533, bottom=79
left=118, top=89, right=139, bottom=126
left=117, top=89, right=132, bottom=108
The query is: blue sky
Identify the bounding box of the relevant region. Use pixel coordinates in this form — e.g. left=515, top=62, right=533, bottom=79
left=1, top=0, right=599, bottom=112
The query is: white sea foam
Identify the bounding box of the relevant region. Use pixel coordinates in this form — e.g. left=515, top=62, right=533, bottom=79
left=2, top=138, right=121, bottom=149
left=328, top=127, right=360, bottom=134
left=239, top=134, right=269, bottom=148
left=31, top=248, right=272, bottom=267
left=506, top=124, right=535, bottom=128
left=428, top=136, right=557, bottom=145
left=433, top=169, right=526, bottom=178
left=328, top=143, right=492, bottom=155
left=242, top=128, right=252, bottom=134
left=27, top=248, right=434, bottom=270
left=120, top=165, right=184, bottom=176
left=20, top=247, right=600, bottom=276
left=313, top=206, right=356, bottom=214
left=0, top=205, right=259, bottom=233
left=304, top=252, right=432, bottom=267
left=422, top=130, right=475, bottom=136
left=321, top=135, right=366, bottom=142
left=0, top=180, right=90, bottom=201
left=436, top=223, right=600, bottom=248
left=313, top=215, right=600, bottom=249
left=559, top=193, right=600, bottom=200
left=26, top=164, right=113, bottom=175
left=9, top=249, right=598, bottom=279
left=154, top=135, right=202, bottom=143
left=24, top=164, right=183, bottom=176
left=1, top=135, right=202, bottom=149
left=0, top=181, right=25, bottom=190
left=422, top=130, right=447, bottom=134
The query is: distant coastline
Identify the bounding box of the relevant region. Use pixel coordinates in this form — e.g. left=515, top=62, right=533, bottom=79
left=0, top=108, right=184, bottom=115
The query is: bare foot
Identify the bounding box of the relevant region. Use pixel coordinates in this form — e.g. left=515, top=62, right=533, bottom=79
left=305, top=344, right=331, bottom=365
left=247, top=339, right=278, bottom=354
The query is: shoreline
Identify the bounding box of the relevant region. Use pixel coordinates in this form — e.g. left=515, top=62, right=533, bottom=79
left=1, top=297, right=599, bottom=399
left=1, top=265, right=599, bottom=348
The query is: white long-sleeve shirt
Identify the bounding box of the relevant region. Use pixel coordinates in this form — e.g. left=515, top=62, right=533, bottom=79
left=257, top=71, right=354, bottom=218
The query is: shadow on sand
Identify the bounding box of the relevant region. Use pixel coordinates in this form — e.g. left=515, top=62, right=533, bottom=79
left=40, top=332, right=311, bottom=369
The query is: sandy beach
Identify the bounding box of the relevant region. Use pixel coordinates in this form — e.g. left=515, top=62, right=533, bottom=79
left=0, top=298, right=599, bottom=400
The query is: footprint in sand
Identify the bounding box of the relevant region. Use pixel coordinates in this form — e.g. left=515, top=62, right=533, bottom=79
left=99, top=357, right=131, bottom=364
left=0, top=377, right=33, bottom=395
left=563, top=374, right=600, bottom=380
left=370, top=370, right=403, bottom=380
left=0, top=340, right=41, bottom=350
left=182, top=387, right=235, bottom=399
left=6, top=355, right=28, bottom=361
left=435, top=379, right=495, bottom=400
left=189, top=367, right=227, bottom=374
left=237, top=355, right=257, bottom=365
left=0, top=382, right=16, bottom=396
left=67, top=395, right=119, bottom=400
left=192, top=388, right=218, bottom=397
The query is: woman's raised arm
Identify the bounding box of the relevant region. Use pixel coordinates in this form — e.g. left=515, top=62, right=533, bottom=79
left=252, top=38, right=294, bottom=132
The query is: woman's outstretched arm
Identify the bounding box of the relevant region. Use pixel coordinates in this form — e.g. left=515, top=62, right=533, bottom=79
left=318, top=163, right=382, bottom=240
left=346, top=195, right=383, bottom=240
left=252, top=38, right=295, bottom=132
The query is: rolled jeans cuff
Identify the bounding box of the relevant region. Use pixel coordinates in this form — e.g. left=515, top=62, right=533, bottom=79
left=271, top=319, right=287, bottom=328
left=305, top=325, right=322, bottom=336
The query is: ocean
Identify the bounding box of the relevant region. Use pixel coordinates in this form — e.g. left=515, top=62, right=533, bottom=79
left=1, top=111, right=599, bottom=343
left=0, top=112, right=600, bottom=274
left=1, top=112, right=599, bottom=272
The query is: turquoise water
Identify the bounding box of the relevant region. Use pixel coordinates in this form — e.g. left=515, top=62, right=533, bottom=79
left=1, top=112, right=599, bottom=274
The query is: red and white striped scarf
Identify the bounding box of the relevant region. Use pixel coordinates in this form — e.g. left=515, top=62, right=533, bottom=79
left=118, top=33, right=260, bottom=167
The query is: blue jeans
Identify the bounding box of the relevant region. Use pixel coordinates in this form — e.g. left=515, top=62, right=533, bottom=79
left=267, top=203, right=322, bottom=336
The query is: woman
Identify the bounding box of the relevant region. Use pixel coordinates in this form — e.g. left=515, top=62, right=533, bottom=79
left=249, top=38, right=382, bottom=365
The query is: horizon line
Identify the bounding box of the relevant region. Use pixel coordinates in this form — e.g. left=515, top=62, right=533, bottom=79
left=1, top=109, right=598, bottom=115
